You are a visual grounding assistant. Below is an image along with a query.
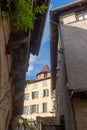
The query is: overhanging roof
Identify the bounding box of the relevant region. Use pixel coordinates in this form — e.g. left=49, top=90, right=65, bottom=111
left=51, top=0, right=87, bottom=16
left=30, top=0, right=50, bottom=56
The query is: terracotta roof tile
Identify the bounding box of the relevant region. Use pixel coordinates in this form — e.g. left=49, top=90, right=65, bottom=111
left=42, top=65, right=50, bottom=72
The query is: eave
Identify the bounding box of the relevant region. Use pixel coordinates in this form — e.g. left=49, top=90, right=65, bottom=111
left=30, top=0, right=50, bottom=56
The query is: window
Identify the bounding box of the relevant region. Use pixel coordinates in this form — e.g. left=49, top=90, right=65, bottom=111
left=77, top=11, right=87, bottom=21
left=43, top=103, right=47, bottom=112
left=24, top=93, right=29, bottom=100
left=53, top=100, right=55, bottom=110
left=33, top=83, right=37, bottom=89
left=43, top=89, right=49, bottom=97
left=30, top=105, right=39, bottom=114
left=25, top=86, right=28, bottom=91
left=42, top=80, right=47, bottom=87
left=32, top=91, right=38, bottom=99
left=23, top=106, right=29, bottom=115
left=78, top=15, right=83, bottom=20
left=84, top=13, right=87, bottom=19
left=44, top=73, right=47, bottom=78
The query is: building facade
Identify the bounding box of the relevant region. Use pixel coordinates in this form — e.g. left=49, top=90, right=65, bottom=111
left=50, top=0, right=87, bottom=130
left=22, top=65, right=55, bottom=121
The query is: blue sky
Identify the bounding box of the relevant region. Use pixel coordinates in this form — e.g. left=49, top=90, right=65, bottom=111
left=26, top=0, right=75, bottom=80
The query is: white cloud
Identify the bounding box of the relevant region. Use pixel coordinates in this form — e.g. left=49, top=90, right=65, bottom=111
left=26, top=54, right=43, bottom=76
left=29, top=54, right=37, bottom=63
left=26, top=54, right=37, bottom=75
left=28, top=65, right=34, bottom=72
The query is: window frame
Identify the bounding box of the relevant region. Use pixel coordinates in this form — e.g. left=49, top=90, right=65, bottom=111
left=32, top=91, right=38, bottom=99
left=42, top=80, right=47, bottom=87
left=24, top=93, right=29, bottom=100
left=76, top=10, right=87, bottom=21
left=23, top=106, right=29, bottom=115
left=43, top=89, right=49, bottom=97
left=33, top=83, right=37, bottom=89
left=30, top=104, right=39, bottom=114
left=43, top=103, right=47, bottom=112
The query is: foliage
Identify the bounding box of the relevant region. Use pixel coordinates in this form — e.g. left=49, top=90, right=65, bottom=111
left=6, top=0, right=47, bottom=31
left=10, top=117, right=36, bottom=130
left=29, top=124, right=36, bottom=130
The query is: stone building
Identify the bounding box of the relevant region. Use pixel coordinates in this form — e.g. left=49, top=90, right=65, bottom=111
left=0, top=1, right=49, bottom=130
left=50, top=0, right=87, bottom=130
left=22, top=65, right=55, bottom=121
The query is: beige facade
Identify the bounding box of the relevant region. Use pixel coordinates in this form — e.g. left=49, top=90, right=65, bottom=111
left=22, top=66, right=55, bottom=121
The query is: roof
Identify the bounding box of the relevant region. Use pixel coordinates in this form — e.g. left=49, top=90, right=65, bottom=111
left=50, top=0, right=87, bottom=17
left=36, top=65, right=50, bottom=77
left=26, top=77, right=51, bottom=85
left=37, top=117, right=61, bottom=126
left=42, top=65, right=50, bottom=72
left=30, top=0, right=50, bottom=56
left=51, top=0, right=86, bottom=11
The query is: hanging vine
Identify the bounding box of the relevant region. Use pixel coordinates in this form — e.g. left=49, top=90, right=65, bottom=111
left=5, top=0, right=47, bottom=31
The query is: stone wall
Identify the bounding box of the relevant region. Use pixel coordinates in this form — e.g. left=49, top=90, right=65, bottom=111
left=59, top=14, right=87, bottom=130
left=0, top=11, right=12, bottom=130
left=56, top=39, right=76, bottom=130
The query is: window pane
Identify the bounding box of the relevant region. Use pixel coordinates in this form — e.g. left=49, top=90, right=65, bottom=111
left=24, top=93, right=29, bottom=100
left=84, top=13, right=87, bottom=19
left=43, top=89, right=49, bottom=97
left=23, top=106, right=29, bottom=115
left=44, top=73, right=47, bottom=78
left=30, top=105, right=39, bottom=114
left=42, top=80, right=47, bottom=87
left=78, top=15, right=83, bottom=20
left=32, top=91, right=38, bottom=99
left=43, top=103, right=47, bottom=112
left=33, top=83, right=37, bottom=89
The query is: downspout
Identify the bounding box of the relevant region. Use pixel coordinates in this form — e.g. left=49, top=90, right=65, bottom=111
left=58, top=23, right=77, bottom=130
left=50, top=19, right=77, bottom=130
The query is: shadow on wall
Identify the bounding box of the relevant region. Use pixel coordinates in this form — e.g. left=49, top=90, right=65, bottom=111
left=57, top=24, right=87, bottom=130
left=60, top=24, right=87, bottom=90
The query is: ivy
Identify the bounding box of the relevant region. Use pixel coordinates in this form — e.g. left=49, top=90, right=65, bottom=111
left=6, top=0, right=47, bottom=31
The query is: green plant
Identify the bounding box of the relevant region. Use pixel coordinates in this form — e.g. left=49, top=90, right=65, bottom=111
left=6, top=0, right=47, bottom=31
left=10, top=117, right=36, bottom=130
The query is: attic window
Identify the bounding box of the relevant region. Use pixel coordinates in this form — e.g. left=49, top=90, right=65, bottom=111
left=77, top=11, right=87, bottom=21
left=44, top=73, right=47, bottom=78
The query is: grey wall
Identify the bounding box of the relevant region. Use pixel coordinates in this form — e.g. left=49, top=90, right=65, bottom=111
left=60, top=20, right=87, bottom=90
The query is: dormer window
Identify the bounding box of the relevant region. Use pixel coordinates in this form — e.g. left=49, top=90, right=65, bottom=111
left=78, top=14, right=83, bottom=20
left=77, top=11, right=87, bottom=21
left=44, top=73, right=47, bottom=78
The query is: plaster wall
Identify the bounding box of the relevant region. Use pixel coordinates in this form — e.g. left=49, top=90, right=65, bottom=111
left=22, top=78, right=55, bottom=120
left=60, top=12, right=76, bottom=24
left=36, top=72, right=51, bottom=80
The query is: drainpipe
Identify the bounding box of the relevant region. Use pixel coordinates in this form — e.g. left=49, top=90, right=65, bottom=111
left=50, top=19, right=77, bottom=130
